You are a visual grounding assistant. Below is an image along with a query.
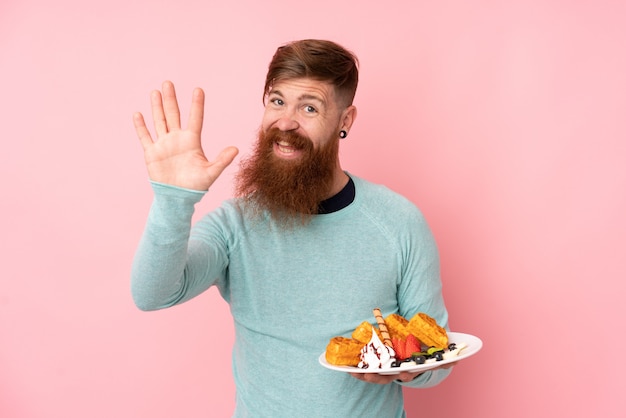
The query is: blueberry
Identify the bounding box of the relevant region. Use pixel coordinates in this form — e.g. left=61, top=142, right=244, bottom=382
left=412, top=355, right=426, bottom=364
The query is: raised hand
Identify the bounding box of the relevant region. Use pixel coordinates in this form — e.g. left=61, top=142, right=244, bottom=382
left=133, top=81, right=239, bottom=191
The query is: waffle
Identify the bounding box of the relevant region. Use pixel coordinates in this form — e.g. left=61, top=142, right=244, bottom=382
left=351, top=321, right=382, bottom=344
left=406, top=312, right=448, bottom=348
left=384, top=313, right=410, bottom=340
left=324, top=336, right=362, bottom=366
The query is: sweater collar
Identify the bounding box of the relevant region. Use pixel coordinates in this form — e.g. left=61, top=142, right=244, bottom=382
left=317, top=176, right=355, bottom=214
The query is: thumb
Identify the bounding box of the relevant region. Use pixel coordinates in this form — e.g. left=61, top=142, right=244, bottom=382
left=209, top=146, right=239, bottom=176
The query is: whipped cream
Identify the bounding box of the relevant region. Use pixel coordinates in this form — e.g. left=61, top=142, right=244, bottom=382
left=358, top=327, right=396, bottom=369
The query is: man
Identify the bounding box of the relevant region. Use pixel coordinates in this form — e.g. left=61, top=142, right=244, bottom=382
left=132, top=39, right=451, bottom=417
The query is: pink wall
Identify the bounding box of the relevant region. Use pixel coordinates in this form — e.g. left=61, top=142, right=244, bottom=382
left=2, top=0, right=625, bottom=417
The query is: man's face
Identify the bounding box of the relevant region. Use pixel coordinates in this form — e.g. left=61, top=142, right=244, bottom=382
left=234, top=78, right=354, bottom=225
left=261, top=78, right=345, bottom=162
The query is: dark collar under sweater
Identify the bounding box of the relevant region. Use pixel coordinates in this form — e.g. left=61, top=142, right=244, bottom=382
left=317, top=176, right=355, bottom=214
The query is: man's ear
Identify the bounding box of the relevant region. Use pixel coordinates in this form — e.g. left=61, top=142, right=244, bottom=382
left=340, top=105, right=357, bottom=132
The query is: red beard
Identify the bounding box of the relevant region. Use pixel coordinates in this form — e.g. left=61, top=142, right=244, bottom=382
left=234, top=127, right=340, bottom=226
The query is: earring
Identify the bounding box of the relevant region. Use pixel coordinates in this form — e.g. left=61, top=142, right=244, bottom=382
left=339, top=130, right=348, bottom=139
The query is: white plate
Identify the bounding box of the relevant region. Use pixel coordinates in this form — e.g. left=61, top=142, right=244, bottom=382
left=319, top=331, right=482, bottom=375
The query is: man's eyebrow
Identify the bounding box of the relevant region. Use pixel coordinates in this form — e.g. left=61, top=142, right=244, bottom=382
left=299, top=94, right=325, bottom=105
left=269, top=90, right=325, bottom=105
left=268, top=89, right=284, bottom=97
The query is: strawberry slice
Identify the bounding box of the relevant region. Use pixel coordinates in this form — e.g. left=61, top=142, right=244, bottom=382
left=392, top=337, right=407, bottom=360
left=405, top=334, right=422, bottom=356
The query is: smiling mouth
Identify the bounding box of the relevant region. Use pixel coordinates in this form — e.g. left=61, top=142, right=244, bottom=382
left=276, top=140, right=298, bottom=154
left=267, top=128, right=313, bottom=159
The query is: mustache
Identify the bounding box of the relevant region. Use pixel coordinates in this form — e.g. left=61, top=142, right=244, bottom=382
left=264, top=127, right=314, bottom=151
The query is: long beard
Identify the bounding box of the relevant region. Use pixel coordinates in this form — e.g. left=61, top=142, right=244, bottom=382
left=234, top=127, right=339, bottom=226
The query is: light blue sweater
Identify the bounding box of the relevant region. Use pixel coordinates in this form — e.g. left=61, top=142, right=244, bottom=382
left=131, top=174, right=450, bottom=417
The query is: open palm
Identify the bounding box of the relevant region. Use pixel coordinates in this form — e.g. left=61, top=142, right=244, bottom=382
left=133, top=81, right=238, bottom=191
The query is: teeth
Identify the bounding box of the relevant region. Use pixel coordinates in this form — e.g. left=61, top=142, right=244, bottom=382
left=277, top=141, right=296, bottom=153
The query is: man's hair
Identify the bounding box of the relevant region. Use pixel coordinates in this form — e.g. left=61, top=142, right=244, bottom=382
left=264, top=39, right=359, bottom=107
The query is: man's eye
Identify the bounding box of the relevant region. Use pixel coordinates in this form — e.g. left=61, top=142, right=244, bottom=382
left=271, top=98, right=284, bottom=106
left=304, top=105, right=317, bottom=113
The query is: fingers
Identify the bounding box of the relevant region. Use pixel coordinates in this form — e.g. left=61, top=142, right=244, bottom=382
left=187, top=87, right=205, bottom=135
left=395, top=371, right=421, bottom=382
left=150, top=81, right=181, bottom=138
left=133, top=112, right=153, bottom=150
left=150, top=90, right=168, bottom=137
left=209, top=146, right=239, bottom=177
left=348, top=371, right=422, bottom=385
left=440, top=362, right=456, bottom=370
left=138, top=82, right=205, bottom=150
left=161, top=81, right=181, bottom=131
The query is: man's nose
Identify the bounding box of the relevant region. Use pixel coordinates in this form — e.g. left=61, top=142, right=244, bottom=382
left=274, top=110, right=300, bottom=131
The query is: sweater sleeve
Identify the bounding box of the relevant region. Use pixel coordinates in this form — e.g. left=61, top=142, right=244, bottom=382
left=130, top=181, right=216, bottom=311
left=394, top=202, right=452, bottom=388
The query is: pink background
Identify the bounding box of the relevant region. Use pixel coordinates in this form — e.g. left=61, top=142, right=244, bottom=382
left=2, top=0, right=625, bottom=417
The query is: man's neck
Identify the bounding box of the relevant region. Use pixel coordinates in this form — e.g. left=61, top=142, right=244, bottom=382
left=326, top=169, right=349, bottom=199
left=318, top=174, right=355, bottom=214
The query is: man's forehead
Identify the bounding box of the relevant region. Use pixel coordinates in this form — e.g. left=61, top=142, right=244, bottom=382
left=268, top=78, right=336, bottom=103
